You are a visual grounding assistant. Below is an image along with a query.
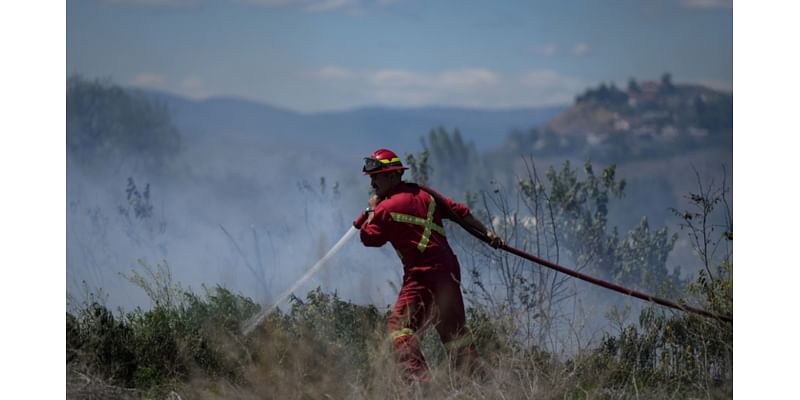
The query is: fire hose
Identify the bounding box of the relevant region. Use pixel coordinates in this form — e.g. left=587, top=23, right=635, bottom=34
left=354, top=183, right=732, bottom=324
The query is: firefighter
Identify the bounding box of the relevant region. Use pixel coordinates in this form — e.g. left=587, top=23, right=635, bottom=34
left=354, top=148, right=503, bottom=383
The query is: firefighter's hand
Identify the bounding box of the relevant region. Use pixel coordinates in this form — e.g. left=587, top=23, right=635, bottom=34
left=487, top=231, right=504, bottom=249
left=368, top=194, right=381, bottom=209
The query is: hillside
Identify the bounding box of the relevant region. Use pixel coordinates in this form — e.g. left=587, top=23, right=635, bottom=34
left=549, top=76, right=732, bottom=137
left=498, top=76, right=732, bottom=164
left=135, top=89, right=565, bottom=154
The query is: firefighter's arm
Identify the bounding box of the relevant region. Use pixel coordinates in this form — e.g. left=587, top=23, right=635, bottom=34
left=366, top=194, right=380, bottom=224
left=439, top=195, right=503, bottom=248
left=359, top=195, right=388, bottom=247
left=461, top=213, right=504, bottom=249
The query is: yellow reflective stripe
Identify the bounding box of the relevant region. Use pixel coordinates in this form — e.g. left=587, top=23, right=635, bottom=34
left=388, top=196, right=446, bottom=253
left=390, top=213, right=425, bottom=226
left=389, top=213, right=446, bottom=236
left=416, top=196, right=438, bottom=252
left=379, top=157, right=401, bottom=164
left=391, top=328, right=415, bottom=340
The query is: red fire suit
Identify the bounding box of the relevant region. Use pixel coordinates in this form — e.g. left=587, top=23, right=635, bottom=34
left=358, top=182, right=478, bottom=382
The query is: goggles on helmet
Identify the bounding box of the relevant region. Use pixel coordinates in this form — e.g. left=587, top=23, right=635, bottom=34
left=363, top=153, right=404, bottom=175
left=362, top=157, right=384, bottom=173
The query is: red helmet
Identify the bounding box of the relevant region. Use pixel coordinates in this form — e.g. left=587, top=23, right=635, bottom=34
left=362, top=148, right=408, bottom=175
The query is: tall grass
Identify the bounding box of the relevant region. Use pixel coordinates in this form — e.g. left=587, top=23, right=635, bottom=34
left=67, top=163, right=732, bottom=398
left=67, top=261, right=731, bottom=399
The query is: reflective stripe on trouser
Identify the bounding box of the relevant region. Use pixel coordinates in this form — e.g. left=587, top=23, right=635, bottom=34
left=388, top=267, right=474, bottom=383
left=390, top=330, right=430, bottom=383
left=390, top=328, right=414, bottom=340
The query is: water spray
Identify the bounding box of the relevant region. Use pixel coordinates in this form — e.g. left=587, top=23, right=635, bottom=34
left=242, top=226, right=359, bottom=335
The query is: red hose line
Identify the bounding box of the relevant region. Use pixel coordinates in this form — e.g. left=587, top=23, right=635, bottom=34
left=498, top=242, right=732, bottom=323
left=415, top=184, right=732, bottom=324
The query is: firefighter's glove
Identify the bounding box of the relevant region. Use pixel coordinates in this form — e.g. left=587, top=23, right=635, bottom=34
left=487, top=231, right=504, bottom=249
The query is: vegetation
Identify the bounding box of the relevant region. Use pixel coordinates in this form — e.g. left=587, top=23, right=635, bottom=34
left=407, top=126, right=488, bottom=196
left=66, top=77, right=731, bottom=398
left=68, top=156, right=732, bottom=398
left=68, top=261, right=258, bottom=394
left=67, top=76, right=180, bottom=173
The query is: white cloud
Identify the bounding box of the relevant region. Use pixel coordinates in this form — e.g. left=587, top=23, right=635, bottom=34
left=369, top=69, right=426, bottom=88
left=179, top=75, right=209, bottom=98
left=128, top=73, right=209, bottom=99
left=436, top=69, right=499, bottom=89
left=236, top=0, right=302, bottom=6
left=101, top=0, right=201, bottom=8
left=236, top=0, right=350, bottom=12
left=680, top=0, right=732, bottom=9
left=304, top=0, right=357, bottom=12
left=130, top=73, right=167, bottom=88
left=520, top=69, right=582, bottom=90
left=318, top=66, right=357, bottom=80
left=573, top=43, right=590, bottom=56
left=531, top=43, right=590, bottom=57
left=531, top=43, right=558, bottom=57
left=517, top=69, right=586, bottom=104
left=318, top=67, right=499, bottom=91
left=368, top=68, right=499, bottom=91
left=101, top=0, right=404, bottom=13
left=235, top=0, right=399, bottom=13
left=311, top=65, right=582, bottom=108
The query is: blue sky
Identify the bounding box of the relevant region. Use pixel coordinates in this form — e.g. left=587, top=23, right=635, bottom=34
left=67, top=0, right=732, bottom=112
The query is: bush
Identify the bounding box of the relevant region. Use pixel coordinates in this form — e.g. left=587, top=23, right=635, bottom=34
left=588, top=261, right=732, bottom=397
left=584, top=174, right=733, bottom=397
left=72, top=302, right=138, bottom=386
left=67, top=275, right=260, bottom=395
left=67, top=168, right=733, bottom=399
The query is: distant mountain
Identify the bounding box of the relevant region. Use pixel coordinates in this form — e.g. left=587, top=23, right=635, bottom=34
left=134, top=89, right=565, bottom=154
left=499, top=76, right=733, bottom=164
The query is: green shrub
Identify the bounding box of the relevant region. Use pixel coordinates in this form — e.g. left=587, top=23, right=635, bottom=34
left=71, top=302, right=137, bottom=386
left=66, top=167, right=732, bottom=399
left=68, top=275, right=260, bottom=394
